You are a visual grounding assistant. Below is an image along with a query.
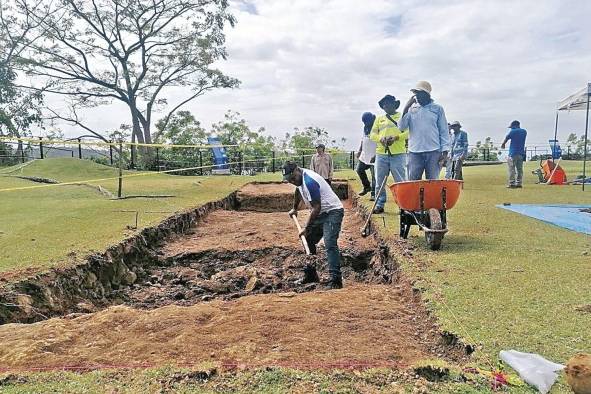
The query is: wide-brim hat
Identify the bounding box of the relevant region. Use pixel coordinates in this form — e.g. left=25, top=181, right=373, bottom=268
left=411, top=80, right=432, bottom=94
left=450, top=121, right=461, bottom=128
left=378, top=95, right=400, bottom=110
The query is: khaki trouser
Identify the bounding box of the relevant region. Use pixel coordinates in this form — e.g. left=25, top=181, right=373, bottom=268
left=507, top=154, right=524, bottom=186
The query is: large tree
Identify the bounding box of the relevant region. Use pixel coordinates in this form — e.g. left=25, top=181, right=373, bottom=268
left=0, top=1, right=45, bottom=160
left=8, top=0, right=239, bottom=153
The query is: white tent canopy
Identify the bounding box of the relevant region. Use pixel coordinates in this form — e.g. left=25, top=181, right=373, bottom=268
left=557, top=83, right=591, bottom=111
left=554, top=82, right=589, bottom=190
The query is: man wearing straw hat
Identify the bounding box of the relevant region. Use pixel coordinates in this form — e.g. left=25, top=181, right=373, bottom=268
left=400, top=81, right=450, bottom=180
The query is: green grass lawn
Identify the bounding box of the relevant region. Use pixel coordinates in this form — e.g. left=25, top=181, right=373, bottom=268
left=352, top=160, right=591, bottom=369
left=0, top=158, right=589, bottom=393
left=0, top=158, right=280, bottom=273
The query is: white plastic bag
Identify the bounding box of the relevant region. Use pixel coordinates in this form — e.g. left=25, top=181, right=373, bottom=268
left=499, top=350, right=565, bottom=394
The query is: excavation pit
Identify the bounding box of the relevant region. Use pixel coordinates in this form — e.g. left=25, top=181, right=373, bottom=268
left=0, top=181, right=469, bottom=372
left=121, top=207, right=390, bottom=309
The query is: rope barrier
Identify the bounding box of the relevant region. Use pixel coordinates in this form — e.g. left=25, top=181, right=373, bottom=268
left=0, top=154, right=315, bottom=193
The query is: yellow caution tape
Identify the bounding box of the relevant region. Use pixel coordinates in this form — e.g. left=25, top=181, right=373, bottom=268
left=0, top=154, right=314, bottom=193
left=0, top=136, right=239, bottom=149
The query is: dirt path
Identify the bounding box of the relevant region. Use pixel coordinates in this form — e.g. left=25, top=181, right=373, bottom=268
left=0, top=283, right=454, bottom=370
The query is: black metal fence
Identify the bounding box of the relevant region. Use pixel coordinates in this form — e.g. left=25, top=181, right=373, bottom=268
left=2, top=138, right=589, bottom=174
left=0, top=139, right=359, bottom=175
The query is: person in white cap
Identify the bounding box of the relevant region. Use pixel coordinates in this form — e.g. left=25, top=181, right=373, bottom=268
left=399, top=81, right=450, bottom=180
left=446, top=121, right=469, bottom=180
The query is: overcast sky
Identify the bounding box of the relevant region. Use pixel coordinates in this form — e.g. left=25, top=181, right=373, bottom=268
left=59, top=0, right=591, bottom=149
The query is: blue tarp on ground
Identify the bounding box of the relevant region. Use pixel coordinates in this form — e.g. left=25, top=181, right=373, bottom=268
left=497, top=204, right=591, bottom=235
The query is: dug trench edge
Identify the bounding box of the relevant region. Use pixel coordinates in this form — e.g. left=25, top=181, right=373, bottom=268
left=0, top=181, right=474, bottom=356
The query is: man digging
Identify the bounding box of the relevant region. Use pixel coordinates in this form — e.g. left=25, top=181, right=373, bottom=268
left=283, top=161, right=344, bottom=290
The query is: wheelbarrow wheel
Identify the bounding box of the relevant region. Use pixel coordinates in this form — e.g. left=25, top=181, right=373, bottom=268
left=425, top=208, right=444, bottom=250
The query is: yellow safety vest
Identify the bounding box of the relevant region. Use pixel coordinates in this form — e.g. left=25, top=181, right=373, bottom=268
left=369, top=112, right=408, bottom=155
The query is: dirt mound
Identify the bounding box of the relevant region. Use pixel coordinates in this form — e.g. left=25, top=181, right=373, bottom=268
left=0, top=284, right=461, bottom=370
left=235, top=181, right=349, bottom=212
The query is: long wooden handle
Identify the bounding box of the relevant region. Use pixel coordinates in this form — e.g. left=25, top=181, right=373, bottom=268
left=291, top=214, right=311, bottom=255
left=361, top=174, right=389, bottom=233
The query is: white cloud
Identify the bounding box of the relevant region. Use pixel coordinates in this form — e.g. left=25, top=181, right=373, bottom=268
left=58, top=0, right=591, bottom=148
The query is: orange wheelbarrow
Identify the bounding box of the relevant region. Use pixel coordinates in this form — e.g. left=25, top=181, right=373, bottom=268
left=389, top=180, right=463, bottom=250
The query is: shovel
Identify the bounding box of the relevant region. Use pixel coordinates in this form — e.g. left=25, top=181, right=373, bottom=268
left=290, top=212, right=311, bottom=255
left=361, top=174, right=389, bottom=237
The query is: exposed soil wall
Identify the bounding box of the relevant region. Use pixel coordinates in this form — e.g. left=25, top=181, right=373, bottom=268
left=0, top=193, right=238, bottom=324
left=235, top=181, right=349, bottom=212
left=0, top=182, right=372, bottom=325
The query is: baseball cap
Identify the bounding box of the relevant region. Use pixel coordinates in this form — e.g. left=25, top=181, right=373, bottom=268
left=411, top=80, right=432, bottom=94
left=315, top=143, right=325, bottom=149
left=282, top=161, right=298, bottom=181
left=450, top=121, right=461, bottom=127
left=509, top=120, right=520, bottom=128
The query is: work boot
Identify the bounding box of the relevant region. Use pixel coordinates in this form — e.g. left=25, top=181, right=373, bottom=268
left=358, top=188, right=371, bottom=196
left=372, top=206, right=384, bottom=214
left=301, top=264, right=320, bottom=284
left=323, top=277, right=343, bottom=290
left=369, top=195, right=375, bottom=201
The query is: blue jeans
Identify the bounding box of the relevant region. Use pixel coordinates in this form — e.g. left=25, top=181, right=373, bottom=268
left=408, top=151, right=442, bottom=180
left=306, top=208, right=344, bottom=280
left=375, top=153, right=407, bottom=209
left=445, top=158, right=464, bottom=180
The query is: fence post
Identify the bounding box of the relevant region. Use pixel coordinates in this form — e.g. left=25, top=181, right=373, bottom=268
left=19, top=139, right=25, bottom=163
left=38, top=137, right=44, bottom=159
left=302, top=153, right=305, bottom=168
left=567, top=146, right=570, bottom=159
left=199, top=150, right=203, bottom=175
left=155, top=148, right=159, bottom=171
left=272, top=151, right=276, bottom=173
left=77, top=138, right=82, bottom=159
left=350, top=151, right=354, bottom=169
left=130, top=143, right=135, bottom=169
left=117, top=140, right=123, bottom=198
left=109, top=140, right=114, bottom=165
left=238, top=151, right=243, bottom=175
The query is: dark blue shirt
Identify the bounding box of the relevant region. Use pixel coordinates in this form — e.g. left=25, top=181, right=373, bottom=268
left=506, top=128, right=527, bottom=157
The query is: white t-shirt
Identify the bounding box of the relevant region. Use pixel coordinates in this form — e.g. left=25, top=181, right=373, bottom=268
left=359, top=135, right=377, bottom=165
left=298, top=169, right=343, bottom=214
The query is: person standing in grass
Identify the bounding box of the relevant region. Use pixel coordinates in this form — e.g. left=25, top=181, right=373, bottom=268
left=369, top=95, right=408, bottom=214
left=309, top=143, right=333, bottom=185
left=356, top=112, right=377, bottom=201
left=501, top=120, right=527, bottom=188
left=400, top=81, right=450, bottom=180
left=446, top=121, right=469, bottom=180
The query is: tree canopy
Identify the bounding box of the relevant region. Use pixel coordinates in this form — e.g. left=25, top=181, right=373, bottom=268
left=5, top=0, right=239, bottom=148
